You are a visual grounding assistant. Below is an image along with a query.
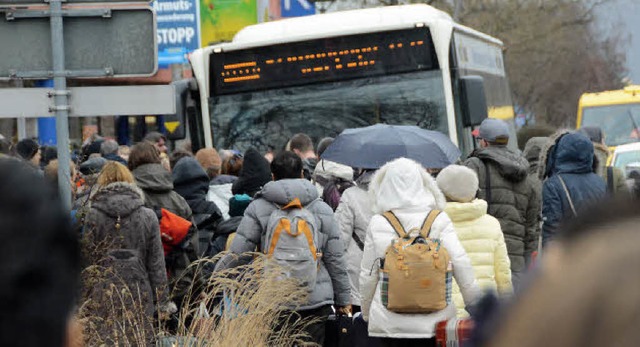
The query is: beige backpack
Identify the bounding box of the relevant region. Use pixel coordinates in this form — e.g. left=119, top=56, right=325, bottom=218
left=380, top=210, right=452, bottom=313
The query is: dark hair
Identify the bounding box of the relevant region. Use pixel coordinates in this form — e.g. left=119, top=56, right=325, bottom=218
left=40, top=145, right=58, bottom=168
left=81, top=137, right=104, bottom=163
left=170, top=149, right=193, bottom=169
left=271, top=151, right=303, bottom=180
left=144, top=131, right=166, bottom=144
left=222, top=153, right=244, bottom=176
left=15, top=138, right=39, bottom=160
left=316, top=137, right=334, bottom=157
left=128, top=141, right=161, bottom=171
left=289, top=133, right=314, bottom=153
left=0, top=159, right=79, bottom=346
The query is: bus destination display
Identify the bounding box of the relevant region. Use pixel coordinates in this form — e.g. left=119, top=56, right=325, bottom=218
left=209, top=27, right=438, bottom=96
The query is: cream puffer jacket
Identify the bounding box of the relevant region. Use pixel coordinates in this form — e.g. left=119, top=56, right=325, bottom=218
left=445, top=199, right=513, bottom=317
left=359, top=158, right=481, bottom=339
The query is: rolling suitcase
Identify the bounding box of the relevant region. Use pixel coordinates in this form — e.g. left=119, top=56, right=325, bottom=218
left=435, top=318, right=474, bottom=347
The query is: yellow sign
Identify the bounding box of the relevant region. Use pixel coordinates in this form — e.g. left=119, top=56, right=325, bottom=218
left=165, top=121, right=181, bottom=134
left=200, top=0, right=258, bottom=46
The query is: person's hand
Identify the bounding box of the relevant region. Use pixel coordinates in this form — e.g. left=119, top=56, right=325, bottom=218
left=336, top=305, right=352, bottom=316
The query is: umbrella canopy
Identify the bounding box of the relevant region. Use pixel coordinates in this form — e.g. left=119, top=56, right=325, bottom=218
left=321, top=124, right=460, bottom=169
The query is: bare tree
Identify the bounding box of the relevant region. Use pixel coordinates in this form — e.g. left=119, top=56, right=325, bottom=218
left=334, top=0, right=628, bottom=126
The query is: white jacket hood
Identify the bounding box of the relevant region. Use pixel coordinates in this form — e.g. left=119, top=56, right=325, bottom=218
left=313, top=159, right=354, bottom=182
left=369, top=158, right=446, bottom=214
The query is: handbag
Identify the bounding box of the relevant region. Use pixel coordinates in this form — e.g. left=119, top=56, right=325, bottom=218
left=325, top=311, right=381, bottom=347
left=324, top=312, right=354, bottom=347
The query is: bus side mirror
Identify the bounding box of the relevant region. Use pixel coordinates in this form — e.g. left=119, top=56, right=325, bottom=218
left=460, top=75, right=488, bottom=127
left=165, top=79, right=196, bottom=141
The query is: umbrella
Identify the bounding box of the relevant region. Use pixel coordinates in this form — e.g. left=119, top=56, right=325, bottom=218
left=321, top=124, right=460, bottom=169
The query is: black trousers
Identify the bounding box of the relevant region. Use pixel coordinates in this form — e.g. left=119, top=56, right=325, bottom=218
left=277, top=304, right=333, bottom=346
left=380, top=337, right=436, bottom=347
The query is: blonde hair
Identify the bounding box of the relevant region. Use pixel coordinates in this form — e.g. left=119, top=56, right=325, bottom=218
left=98, top=161, right=135, bottom=187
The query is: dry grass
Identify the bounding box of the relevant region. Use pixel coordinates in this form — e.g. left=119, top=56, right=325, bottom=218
left=79, top=251, right=316, bottom=347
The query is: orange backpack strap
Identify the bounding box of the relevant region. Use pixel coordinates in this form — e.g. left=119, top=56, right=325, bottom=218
left=419, top=210, right=441, bottom=239
left=267, top=219, right=291, bottom=256
left=383, top=211, right=407, bottom=238
left=297, top=220, right=318, bottom=261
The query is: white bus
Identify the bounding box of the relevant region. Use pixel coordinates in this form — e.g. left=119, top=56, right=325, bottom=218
left=173, top=4, right=516, bottom=156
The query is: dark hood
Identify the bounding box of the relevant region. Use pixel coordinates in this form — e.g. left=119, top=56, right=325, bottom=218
left=550, top=132, right=594, bottom=175
left=232, top=148, right=271, bottom=197
left=133, top=163, right=174, bottom=193
left=173, top=157, right=222, bottom=218
left=473, top=146, right=529, bottom=182
left=523, top=137, right=548, bottom=175
left=173, top=157, right=210, bottom=201
left=90, top=182, right=144, bottom=218
left=259, top=179, right=319, bottom=206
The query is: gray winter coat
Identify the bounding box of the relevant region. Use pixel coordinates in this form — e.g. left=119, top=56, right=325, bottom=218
left=465, top=146, right=541, bottom=273
left=83, top=182, right=168, bottom=315
left=334, top=171, right=374, bottom=307
left=215, top=179, right=351, bottom=311
left=133, top=163, right=192, bottom=220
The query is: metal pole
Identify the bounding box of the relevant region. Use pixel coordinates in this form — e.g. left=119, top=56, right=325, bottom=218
left=17, top=118, right=26, bottom=140
left=50, top=0, right=72, bottom=211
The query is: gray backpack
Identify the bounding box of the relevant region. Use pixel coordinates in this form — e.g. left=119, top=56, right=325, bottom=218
left=263, top=198, right=321, bottom=292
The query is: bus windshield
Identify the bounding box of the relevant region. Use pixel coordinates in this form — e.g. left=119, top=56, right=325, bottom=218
left=208, top=69, right=448, bottom=152
left=581, top=103, right=640, bottom=147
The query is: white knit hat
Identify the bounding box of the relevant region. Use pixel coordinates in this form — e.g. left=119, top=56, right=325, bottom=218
left=436, top=165, right=479, bottom=203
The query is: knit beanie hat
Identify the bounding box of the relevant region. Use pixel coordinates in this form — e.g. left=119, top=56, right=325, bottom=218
left=436, top=165, right=479, bottom=203
left=195, top=148, right=222, bottom=171
left=16, top=139, right=39, bottom=160
left=228, top=194, right=252, bottom=217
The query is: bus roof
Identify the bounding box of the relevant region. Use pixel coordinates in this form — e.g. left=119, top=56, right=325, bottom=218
left=580, top=85, right=640, bottom=108
left=204, top=4, right=503, bottom=53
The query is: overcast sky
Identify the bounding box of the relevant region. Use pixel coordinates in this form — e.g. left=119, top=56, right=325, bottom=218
left=597, top=0, right=640, bottom=83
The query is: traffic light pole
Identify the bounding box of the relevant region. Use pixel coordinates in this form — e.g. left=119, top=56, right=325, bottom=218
left=50, top=0, right=72, bottom=211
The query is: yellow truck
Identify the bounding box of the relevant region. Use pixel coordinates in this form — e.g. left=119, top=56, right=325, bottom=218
left=577, top=85, right=640, bottom=150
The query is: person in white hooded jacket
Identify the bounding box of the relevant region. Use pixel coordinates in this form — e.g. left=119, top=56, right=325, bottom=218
left=335, top=169, right=376, bottom=310
left=359, top=158, right=480, bottom=346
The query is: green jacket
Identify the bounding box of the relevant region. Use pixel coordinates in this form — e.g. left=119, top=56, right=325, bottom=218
left=464, top=146, right=541, bottom=273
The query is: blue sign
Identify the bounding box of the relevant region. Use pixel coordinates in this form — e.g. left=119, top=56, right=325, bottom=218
left=154, top=0, right=200, bottom=68
left=281, top=0, right=315, bottom=18
left=36, top=80, right=57, bottom=146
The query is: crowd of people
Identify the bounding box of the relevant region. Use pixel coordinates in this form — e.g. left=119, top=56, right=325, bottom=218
left=1, top=120, right=639, bottom=347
